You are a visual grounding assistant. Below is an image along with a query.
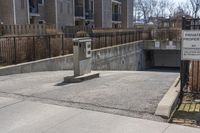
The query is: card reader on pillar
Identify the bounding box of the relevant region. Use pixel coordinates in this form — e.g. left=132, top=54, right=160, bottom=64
left=64, top=37, right=99, bottom=83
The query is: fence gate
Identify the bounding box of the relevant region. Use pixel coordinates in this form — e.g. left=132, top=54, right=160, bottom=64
left=181, top=17, right=200, bottom=95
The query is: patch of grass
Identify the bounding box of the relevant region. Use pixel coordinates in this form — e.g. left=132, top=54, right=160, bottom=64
left=171, top=94, right=200, bottom=127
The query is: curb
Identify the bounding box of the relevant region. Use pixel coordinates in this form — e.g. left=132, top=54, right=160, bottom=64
left=155, top=76, right=180, bottom=118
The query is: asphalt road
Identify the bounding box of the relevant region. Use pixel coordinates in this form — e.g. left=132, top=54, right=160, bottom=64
left=0, top=71, right=179, bottom=122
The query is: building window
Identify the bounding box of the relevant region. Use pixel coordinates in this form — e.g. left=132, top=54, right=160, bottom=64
left=60, top=2, right=63, bottom=13
left=38, top=0, right=44, bottom=5
left=67, top=2, right=70, bottom=14
left=39, top=20, right=46, bottom=24
left=21, top=0, right=24, bottom=9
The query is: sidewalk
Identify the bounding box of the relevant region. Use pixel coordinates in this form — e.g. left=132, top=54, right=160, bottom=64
left=0, top=97, right=199, bottom=133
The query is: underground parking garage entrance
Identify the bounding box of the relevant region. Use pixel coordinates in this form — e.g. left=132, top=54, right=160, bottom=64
left=144, top=50, right=181, bottom=71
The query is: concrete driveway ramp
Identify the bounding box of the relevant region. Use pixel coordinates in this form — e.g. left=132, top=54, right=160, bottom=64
left=0, top=71, right=179, bottom=122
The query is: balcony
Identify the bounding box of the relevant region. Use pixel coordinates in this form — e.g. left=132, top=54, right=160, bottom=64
left=85, top=9, right=94, bottom=20
left=112, top=0, right=122, bottom=4
left=29, top=0, right=40, bottom=16
left=75, top=5, right=84, bottom=17
left=30, top=7, right=39, bottom=16
left=112, top=13, right=121, bottom=22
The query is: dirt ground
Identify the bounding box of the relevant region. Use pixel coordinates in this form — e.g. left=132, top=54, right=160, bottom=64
left=171, top=93, right=200, bottom=128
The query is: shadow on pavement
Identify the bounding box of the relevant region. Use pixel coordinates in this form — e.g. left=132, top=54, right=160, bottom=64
left=144, top=67, right=180, bottom=73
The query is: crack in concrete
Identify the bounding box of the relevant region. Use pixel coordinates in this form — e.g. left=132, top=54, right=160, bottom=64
left=41, top=111, right=84, bottom=133
left=162, top=125, right=170, bottom=133
left=0, top=99, right=24, bottom=110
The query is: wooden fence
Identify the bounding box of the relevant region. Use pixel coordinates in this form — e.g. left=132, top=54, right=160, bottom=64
left=0, top=29, right=151, bottom=66
left=0, top=34, right=73, bottom=65
left=189, top=61, right=200, bottom=93
left=90, top=30, right=149, bottom=49
left=151, top=28, right=181, bottom=41
left=0, top=24, right=56, bottom=36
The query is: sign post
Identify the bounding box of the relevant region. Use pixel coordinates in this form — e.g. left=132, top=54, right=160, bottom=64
left=181, top=17, right=200, bottom=93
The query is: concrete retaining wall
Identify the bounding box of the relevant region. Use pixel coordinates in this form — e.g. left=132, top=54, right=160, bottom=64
left=143, top=40, right=181, bottom=50
left=0, top=40, right=181, bottom=76
left=0, top=41, right=145, bottom=76
left=0, top=55, right=74, bottom=76
left=92, top=41, right=145, bottom=70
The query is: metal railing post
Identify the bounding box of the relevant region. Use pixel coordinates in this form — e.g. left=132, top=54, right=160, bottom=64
left=111, top=33, right=113, bottom=46
left=61, top=34, right=65, bottom=55
left=48, top=35, right=51, bottom=58
left=13, top=37, right=17, bottom=64
left=116, top=32, right=118, bottom=45
left=105, top=33, right=107, bottom=47
left=32, top=36, right=36, bottom=61
left=98, top=34, right=101, bottom=49
left=121, top=32, right=123, bottom=44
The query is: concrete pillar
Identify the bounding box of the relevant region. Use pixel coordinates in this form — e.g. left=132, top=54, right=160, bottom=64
left=94, top=0, right=112, bottom=28
left=64, top=37, right=99, bottom=83
left=73, top=38, right=92, bottom=76
left=121, top=0, right=134, bottom=28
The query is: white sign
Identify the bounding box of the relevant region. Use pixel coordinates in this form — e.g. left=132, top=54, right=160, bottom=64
left=166, top=41, right=176, bottom=49
left=155, top=41, right=160, bottom=48
left=182, top=30, right=200, bottom=60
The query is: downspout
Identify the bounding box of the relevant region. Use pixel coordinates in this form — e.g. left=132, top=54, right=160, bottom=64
left=102, top=0, right=104, bottom=27
left=13, top=0, right=17, bottom=24
left=55, top=0, right=58, bottom=29
left=27, top=0, right=30, bottom=24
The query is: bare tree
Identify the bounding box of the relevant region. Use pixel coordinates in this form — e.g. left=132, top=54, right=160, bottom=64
left=137, top=0, right=151, bottom=23
left=167, top=0, right=176, bottom=17
left=158, top=0, right=168, bottom=17
left=136, top=0, right=193, bottom=22
left=154, top=3, right=161, bottom=18
left=173, top=0, right=192, bottom=17
left=149, top=0, right=158, bottom=17
left=189, top=0, right=200, bottom=18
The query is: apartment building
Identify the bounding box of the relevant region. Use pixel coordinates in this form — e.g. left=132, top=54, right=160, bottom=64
left=94, top=0, right=133, bottom=28
left=74, top=0, right=94, bottom=27
left=0, top=0, right=133, bottom=29
left=0, top=0, right=74, bottom=29
left=94, top=0, right=112, bottom=28
left=112, top=0, right=122, bottom=28
left=121, top=0, right=134, bottom=28
left=0, top=0, right=29, bottom=25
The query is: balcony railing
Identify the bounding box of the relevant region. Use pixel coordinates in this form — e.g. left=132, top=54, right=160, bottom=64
left=75, top=5, right=84, bottom=17
left=85, top=9, right=94, bottom=20
left=112, top=13, right=121, bottom=21
left=30, top=7, right=39, bottom=14
left=112, top=0, right=122, bottom=3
